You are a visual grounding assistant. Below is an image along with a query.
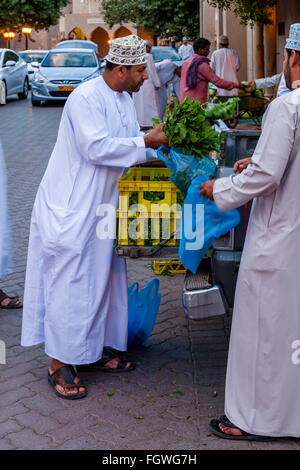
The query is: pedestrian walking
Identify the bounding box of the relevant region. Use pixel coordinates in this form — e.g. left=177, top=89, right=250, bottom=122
left=21, top=35, right=168, bottom=400
left=210, top=35, right=240, bottom=96
left=200, top=23, right=300, bottom=440
left=178, top=37, right=194, bottom=61
left=132, top=40, right=161, bottom=128
left=0, top=139, right=22, bottom=309
left=180, top=37, right=242, bottom=105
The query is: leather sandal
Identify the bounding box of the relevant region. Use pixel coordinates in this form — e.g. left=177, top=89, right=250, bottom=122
left=77, top=347, right=136, bottom=373
left=209, top=415, right=275, bottom=441
left=48, top=364, right=87, bottom=400
left=0, top=289, right=22, bottom=309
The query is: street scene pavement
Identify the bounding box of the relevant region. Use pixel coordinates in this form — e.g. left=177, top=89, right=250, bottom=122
left=0, top=93, right=299, bottom=451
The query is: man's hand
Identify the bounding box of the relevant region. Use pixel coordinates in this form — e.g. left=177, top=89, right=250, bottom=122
left=144, top=123, right=168, bottom=149
left=200, top=179, right=216, bottom=200
left=233, top=157, right=252, bottom=174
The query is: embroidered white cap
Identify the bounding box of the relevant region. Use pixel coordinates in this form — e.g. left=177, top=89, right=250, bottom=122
left=105, top=34, right=147, bottom=65
left=286, top=23, right=300, bottom=51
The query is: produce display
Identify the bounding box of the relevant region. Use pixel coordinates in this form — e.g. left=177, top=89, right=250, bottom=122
left=209, top=81, right=263, bottom=104
left=153, top=96, right=239, bottom=158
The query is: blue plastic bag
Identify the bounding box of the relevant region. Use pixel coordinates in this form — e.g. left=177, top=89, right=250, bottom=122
left=157, top=146, right=217, bottom=196
left=179, top=174, right=240, bottom=274
left=127, top=279, right=161, bottom=350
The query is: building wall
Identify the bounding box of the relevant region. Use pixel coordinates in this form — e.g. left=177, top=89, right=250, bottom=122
left=276, top=0, right=300, bottom=70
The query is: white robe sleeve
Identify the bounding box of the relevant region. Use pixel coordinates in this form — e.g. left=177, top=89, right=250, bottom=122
left=234, top=50, right=240, bottom=72
left=68, top=94, right=147, bottom=167
left=255, top=74, right=280, bottom=89
left=213, top=97, right=296, bottom=212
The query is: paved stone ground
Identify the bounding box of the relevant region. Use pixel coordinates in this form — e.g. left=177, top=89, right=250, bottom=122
left=0, top=93, right=299, bottom=450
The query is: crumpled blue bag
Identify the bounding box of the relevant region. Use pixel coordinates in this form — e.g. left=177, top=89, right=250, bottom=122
left=157, top=146, right=217, bottom=196
left=127, top=279, right=161, bottom=350
left=179, top=174, right=240, bottom=274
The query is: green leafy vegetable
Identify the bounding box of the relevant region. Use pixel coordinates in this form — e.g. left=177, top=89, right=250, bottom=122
left=154, top=97, right=239, bottom=158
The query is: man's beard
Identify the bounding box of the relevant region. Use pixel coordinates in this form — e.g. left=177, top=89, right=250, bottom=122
left=130, top=80, right=144, bottom=93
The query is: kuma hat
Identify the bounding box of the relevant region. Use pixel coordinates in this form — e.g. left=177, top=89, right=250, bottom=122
left=286, top=23, right=300, bottom=51
left=105, top=34, right=147, bottom=65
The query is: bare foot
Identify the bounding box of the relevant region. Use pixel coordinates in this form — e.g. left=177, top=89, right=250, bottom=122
left=101, top=357, right=132, bottom=370
left=219, top=422, right=243, bottom=436
left=49, top=359, right=86, bottom=397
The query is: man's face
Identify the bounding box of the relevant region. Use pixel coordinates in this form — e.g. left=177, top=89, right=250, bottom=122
left=146, top=45, right=152, bottom=54
left=283, top=49, right=292, bottom=90
left=199, top=44, right=210, bottom=57
left=183, top=40, right=188, bottom=45
left=122, top=64, right=148, bottom=93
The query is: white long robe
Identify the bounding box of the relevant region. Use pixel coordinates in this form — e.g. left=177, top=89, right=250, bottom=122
left=21, top=76, right=155, bottom=365
left=213, top=87, right=300, bottom=437
left=0, top=140, right=13, bottom=278
left=210, top=48, right=239, bottom=96
left=133, top=53, right=161, bottom=127
left=155, top=59, right=179, bottom=120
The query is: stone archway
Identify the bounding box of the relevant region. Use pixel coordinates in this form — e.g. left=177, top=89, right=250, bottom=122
left=90, top=27, right=110, bottom=58
left=114, top=26, right=132, bottom=38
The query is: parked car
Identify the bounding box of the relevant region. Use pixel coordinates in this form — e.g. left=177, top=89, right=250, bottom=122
left=150, top=46, right=183, bottom=66
left=18, top=50, right=48, bottom=87
left=0, top=48, right=29, bottom=104
left=31, top=48, right=102, bottom=106
left=55, top=39, right=98, bottom=52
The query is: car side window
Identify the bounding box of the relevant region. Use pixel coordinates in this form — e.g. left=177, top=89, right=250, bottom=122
left=3, top=51, right=18, bottom=65
left=11, top=52, right=19, bottom=63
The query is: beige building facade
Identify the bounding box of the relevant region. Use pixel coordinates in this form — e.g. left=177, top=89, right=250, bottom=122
left=200, top=0, right=300, bottom=85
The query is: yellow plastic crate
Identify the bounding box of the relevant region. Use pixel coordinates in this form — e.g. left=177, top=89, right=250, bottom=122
left=154, top=260, right=187, bottom=275
left=117, top=167, right=183, bottom=246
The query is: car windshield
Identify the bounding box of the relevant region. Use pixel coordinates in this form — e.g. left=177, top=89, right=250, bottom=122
left=151, top=47, right=181, bottom=62
left=19, top=52, right=46, bottom=64
left=42, top=52, right=97, bottom=68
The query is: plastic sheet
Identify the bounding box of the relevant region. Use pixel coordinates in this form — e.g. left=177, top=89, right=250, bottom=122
left=127, top=279, right=161, bottom=350
left=157, top=146, right=217, bottom=196
left=179, top=174, right=240, bottom=274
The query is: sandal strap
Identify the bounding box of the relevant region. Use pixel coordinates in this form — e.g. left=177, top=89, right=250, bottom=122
left=0, top=289, right=8, bottom=303
left=50, top=365, right=85, bottom=390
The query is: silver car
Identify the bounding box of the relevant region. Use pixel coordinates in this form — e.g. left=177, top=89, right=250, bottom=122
left=18, top=50, right=48, bottom=87
left=31, top=48, right=102, bottom=106
left=0, top=48, right=29, bottom=104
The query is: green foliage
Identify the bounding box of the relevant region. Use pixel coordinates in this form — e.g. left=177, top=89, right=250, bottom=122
left=101, top=0, right=200, bottom=41
left=207, top=0, right=277, bottom=25
left=0, top=0, right=69, bottom=32
left=158, top=97, right=239, bottom=158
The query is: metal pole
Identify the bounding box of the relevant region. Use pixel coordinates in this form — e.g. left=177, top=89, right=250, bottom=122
left=25, top=34, right=28, bottom=50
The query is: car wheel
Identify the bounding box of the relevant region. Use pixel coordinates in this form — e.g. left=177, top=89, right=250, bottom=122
left=18, top=77, right=29, bottom=99
left=0, top=80, right=6, bottom=105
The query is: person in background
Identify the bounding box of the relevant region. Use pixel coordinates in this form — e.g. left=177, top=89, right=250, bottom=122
left=210, top=35, right=240, bottom=96
left=0, top=140, right=22, bottom=309
left=155, top=59, right=181, bottom=120
left=133, top=40, right=161, bottom=128
left=178, top=37, right=194, bottom=61
left=180, top=37, right=243, bottom=105
left=170, top=39, right=178, bottom=52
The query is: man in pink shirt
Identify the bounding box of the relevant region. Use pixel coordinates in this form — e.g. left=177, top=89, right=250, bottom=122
left=180, top=37, right=242, bottom=105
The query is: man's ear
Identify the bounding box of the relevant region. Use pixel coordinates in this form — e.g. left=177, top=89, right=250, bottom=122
left=116, top=65, right=128, bottom=78
left=290, top=50, right=300, bottom=68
